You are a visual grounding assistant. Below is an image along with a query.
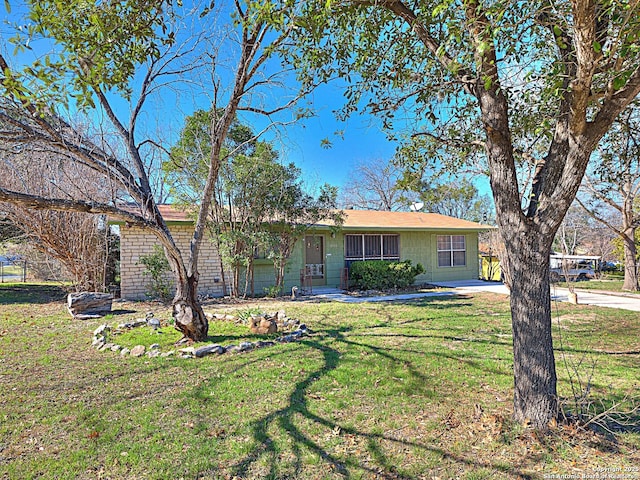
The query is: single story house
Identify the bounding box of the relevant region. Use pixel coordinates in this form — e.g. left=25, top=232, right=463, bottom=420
left=115, top=205, right=491, bottom=299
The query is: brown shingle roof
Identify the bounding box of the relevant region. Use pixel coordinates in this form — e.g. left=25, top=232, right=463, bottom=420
left=145, top=205, right=489, bottom=231
left=156, top=204, right=196, bottom=222
left=332, top=209, right=489, bottom=230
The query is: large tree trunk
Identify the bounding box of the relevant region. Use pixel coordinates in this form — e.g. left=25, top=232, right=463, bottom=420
left=505, top=234, right=558, bottom=427
left=622, top=227, right=639, bottom=291
left=162, top=242, right=209, bottom=342
left=173, top=274, right=208, bottom=342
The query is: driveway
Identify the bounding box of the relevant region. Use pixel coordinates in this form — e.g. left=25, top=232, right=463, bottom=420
left=432, top=280, right=640, bottom=312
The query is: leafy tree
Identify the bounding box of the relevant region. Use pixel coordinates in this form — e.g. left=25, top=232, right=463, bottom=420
left=0, top=0, right=307, bottom=341
left=292, top=0, right=640, bottom=428
left=165, top=109, right=273, bottom=297
left=166, top=109, right=340, bottom=297
left=264, top=183, right=341, bottom=294
left=612, top=228, right=640, bottom=267
left=577, top=107, right=640, bottom=290
left=417, top=177, right=494, bottom=222
left=138, top=244, right=172, bottom=302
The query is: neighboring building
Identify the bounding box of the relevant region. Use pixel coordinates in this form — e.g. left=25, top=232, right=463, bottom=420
left=480, top=253, right=502, bottom=281
left=114, top=205, right=491, bottom=300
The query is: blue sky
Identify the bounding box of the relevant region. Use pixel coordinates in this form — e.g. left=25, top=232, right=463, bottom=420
left=280, top=83, right=398, bottom=189
left=1, top=2, right=492, bottom=204
left=0, top=4, right=399, bottom=188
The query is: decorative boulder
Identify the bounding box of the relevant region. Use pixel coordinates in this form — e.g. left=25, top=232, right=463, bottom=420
left=249, top=315, right=277, bottom=334
left=67, top=292, right=113, bottom=319
left=130, top=345, right=146, bottom=357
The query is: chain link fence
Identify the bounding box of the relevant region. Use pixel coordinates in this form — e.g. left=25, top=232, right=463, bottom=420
left=0, top=256, right=27, bottom=283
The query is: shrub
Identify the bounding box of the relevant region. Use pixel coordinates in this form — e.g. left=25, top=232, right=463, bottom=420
left=263, top=285, right=282, bottom=298
left=137, top=245, right=173, bottom=302
left=349, top=260, right=424, bottom=290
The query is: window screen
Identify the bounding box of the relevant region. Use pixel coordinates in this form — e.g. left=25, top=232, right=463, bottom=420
left=345, top=234, right=400, bottom=261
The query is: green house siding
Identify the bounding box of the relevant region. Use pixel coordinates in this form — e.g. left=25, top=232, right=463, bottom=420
left=114, top=207, right=487, bottom=299
left=250, top=231, right=343, bottom=294
left=394, top=231, right=434, bottom=283
left=428, top=232, right=480, bottom=282
left=250, top=229, right=481, bottom=292
left=120, top=226, right=482, bottom=298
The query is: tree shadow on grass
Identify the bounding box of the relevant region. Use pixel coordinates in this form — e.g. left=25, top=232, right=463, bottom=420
left=0, top=283, right=68, bottom=304
left=196, top=325, right=539, bottom=479
left=107, top=308, right=138, bottom=316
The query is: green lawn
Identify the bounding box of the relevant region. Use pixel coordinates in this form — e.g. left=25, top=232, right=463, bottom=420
left=557, top=272, right=640, bottom=294
left=0, top=284, right=638, bottom=479
left=572, top=278, right=640, bottom=293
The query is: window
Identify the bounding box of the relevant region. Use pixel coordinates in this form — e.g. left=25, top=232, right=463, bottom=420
left=345, top=234, right=400, bottom=261
left=437, top=235, right=466, bottom=267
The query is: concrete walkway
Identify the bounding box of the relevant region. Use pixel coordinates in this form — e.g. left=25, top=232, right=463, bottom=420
left=310, top=288, right=456, bottom=303
left=432, top=279, right=640, bottom=312
left=307, top=280, right=640, bottom=312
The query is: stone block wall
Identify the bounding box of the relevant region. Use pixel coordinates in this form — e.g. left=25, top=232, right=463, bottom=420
left=119, top=224, right=228, bottom=300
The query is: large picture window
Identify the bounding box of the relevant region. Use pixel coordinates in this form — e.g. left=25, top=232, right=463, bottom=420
left=437, top=235, right=466, bottom=267
left=345, top=234, right=400, bottom=261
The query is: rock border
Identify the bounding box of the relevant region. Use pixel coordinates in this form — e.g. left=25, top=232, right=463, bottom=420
left=91, top=315, right=310, bottom=359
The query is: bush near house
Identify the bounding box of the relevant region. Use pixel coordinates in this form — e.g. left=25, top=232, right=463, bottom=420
left=137, top=245, right=172, bottom=302
left=349, top=260, right=424, bottom=290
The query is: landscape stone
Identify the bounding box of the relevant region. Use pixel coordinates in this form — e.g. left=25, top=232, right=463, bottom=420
left=195, top=344, right=224, bottom=357
left=147, top=318, right=161, bottom=330
left=87, top=307, right=310, bottom=360
left=93, top=325, right=109, bottom=337
left=130, top=345, right=146, bottom=357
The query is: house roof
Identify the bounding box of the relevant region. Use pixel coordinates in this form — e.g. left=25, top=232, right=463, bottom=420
left=130, top=205, right=489, bottom=231
left=156, top=204, right=195, bottom=222
left=322, top=209, right=490, bottom=231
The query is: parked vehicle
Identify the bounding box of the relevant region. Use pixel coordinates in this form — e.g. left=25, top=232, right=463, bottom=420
left=598, top=261, right=621, bottom=273
left=549, top=254, right=599, bottom=282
